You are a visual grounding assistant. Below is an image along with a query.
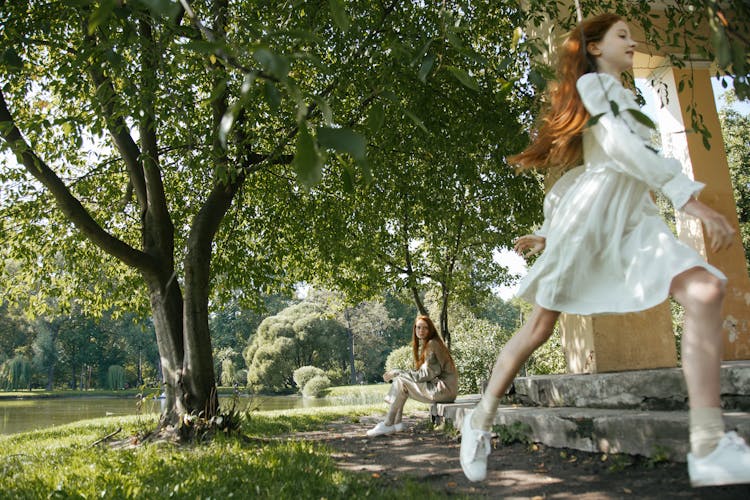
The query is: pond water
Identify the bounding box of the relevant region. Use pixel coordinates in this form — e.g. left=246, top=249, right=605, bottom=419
left=0, top=394, right=341, bottom=436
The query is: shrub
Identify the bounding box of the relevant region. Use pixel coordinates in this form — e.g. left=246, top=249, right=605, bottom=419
left=1, top=355, right=32, bottom=391
left=524, top=326, right=566, bottom=375
left=293, top=365, right=325, bottom=393
left=302, top=374, right=331, bottom=398
left=324, top=367, right=347, bottom=386
left=384, top=345, right=412, bottom=372
left=234, top=369, right=248, bottom=386
left=220, top=359, right=236, bottom=387
left=451, top=316, right=512, bottom=394
left=106, top=365, right=126, bottom=390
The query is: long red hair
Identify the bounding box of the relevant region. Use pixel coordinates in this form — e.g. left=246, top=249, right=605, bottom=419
left=509, top=13, right=624, bottom=171
left=411, top=315, right=454, bottom=370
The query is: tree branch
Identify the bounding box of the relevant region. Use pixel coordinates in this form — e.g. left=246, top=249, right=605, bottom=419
left=138, top=15, right=176, bottom=262
left=0, top=90, right=155, bottom=272
left=82, top=30, right=148, bottom=215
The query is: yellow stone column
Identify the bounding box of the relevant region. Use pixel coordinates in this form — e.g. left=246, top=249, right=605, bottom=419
left=559, top=304, right=677, bottom=373
left=637, top=59, right=750, bottom=360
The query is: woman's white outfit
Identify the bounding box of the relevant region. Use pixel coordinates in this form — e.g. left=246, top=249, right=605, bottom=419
left=517, top=72, right=725, bottom=315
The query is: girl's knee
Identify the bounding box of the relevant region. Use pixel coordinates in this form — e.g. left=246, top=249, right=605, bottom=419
left=684, top=274, right=725, bottom=308
left=392, top=377, right=407, bottom=392
left=528, top=308, right=559, bottom=345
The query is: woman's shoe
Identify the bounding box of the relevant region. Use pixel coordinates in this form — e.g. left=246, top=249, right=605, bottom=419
left=459, top=410, right=492, bottom=482
left=688, top=431, right=750, bottom=487
left=366, top=421, right=396, bottom=437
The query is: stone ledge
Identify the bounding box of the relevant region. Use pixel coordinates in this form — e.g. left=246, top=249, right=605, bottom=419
left=512, top=360, right=750, bottom=410
left=437, top=404, right=750, bottom=462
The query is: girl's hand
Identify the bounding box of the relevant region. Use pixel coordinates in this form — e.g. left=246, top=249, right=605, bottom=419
left=682, top=198, right=735, bottom=252
left=383, top=370, right=398, bottom=382
left=514, top=234, right=546, bottom=258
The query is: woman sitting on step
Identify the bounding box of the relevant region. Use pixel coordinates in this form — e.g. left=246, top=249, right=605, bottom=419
left=367, top=315, right=458, bottom=437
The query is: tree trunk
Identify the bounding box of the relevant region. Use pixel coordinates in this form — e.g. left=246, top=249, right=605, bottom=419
left=46, top=363, right=54, bottom=391
left=182, top=265, right=219, bottom=417
left=440, top=283, right=450, bottom=348
left=410, top=285, right=428, bottom=316
left=146, top=274, right=188, bottom=425
left=137, top=349, right=143, bottom=386
left=344, top=309, right=356, bottom=385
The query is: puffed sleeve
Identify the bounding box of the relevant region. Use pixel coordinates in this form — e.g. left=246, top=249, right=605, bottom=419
left=407, top=341, right=445, bottom=383
left=576, top=73, right=704, bottom=210
left=535, top=165, right=585, bottom=237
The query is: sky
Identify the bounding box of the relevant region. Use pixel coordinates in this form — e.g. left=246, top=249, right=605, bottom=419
left=494, top=76, right=749, bottom=301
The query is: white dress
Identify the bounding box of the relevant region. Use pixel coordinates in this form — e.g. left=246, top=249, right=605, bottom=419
left=516, top=72, right=726, bottom=315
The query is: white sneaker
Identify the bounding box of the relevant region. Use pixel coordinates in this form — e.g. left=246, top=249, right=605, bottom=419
left=366, top=421, right=396, bottom=437
left=688, top=431, right=750, bottom=487
left=394, top=422, right=407, bottom=432
left=459, top=410, right=492, bottom=482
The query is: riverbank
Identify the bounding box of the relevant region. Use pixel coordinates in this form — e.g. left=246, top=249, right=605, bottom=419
left=3, top=403, right=750, bottom=498
left=0, top=402, right=439, bottom=499
left=0, top=383, right=389, bottom=401
left=0, top=384, right=393, bottom=436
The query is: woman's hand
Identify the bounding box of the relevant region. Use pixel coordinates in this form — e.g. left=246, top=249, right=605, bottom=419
left=514, top=234, right=546, bottom=259
left=682, top=198, right=735, bottom=252
left=383, top=370, right=398, bottom=382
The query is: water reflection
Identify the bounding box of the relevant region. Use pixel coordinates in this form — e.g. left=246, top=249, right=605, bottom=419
left=0, top=394, right=338, bottom=436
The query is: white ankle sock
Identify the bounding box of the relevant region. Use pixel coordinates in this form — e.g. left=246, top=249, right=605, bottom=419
left=690, top=407, right=725, bottom=458
left=471, top=394, right=501, bottom=431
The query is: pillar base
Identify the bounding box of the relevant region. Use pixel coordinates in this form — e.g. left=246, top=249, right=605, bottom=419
left=560, top=301, right=678, bottom=374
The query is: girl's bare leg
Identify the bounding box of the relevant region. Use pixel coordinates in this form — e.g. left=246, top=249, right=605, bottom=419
left=670, top=267, right=726, bottom=457
left=472, top=306, right=560, bottom=430
left=670, top=267, right=725, bottom=408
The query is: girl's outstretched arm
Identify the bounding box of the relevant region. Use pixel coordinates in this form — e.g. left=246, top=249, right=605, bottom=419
left=682, top=198, right=736, bottom=252
left=514, top=234, right=546, bottom=258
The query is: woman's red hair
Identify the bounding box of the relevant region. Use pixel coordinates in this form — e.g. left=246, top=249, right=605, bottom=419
left=509, top=13, right=624, bottom=171
left=411, top=315, right=453, bottom=369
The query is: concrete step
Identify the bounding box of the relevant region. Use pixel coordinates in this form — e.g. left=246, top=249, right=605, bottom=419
left=512, top=360, right=750, bottom=411
left=436, top=403, right=750, bottom=462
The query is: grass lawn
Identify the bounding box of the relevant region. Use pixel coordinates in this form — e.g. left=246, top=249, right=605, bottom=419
left=0, top=397, right=445, bottom=499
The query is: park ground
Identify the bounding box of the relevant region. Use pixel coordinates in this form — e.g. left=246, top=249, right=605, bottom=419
left=291, top=410, right=750, bottom=499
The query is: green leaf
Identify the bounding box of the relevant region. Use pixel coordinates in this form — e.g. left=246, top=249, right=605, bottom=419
left=625, top=109, right=656, bottom=130
left=218, top=103, right=239, bottom=149
left=528, top=68, right=547, bottom=91
left=378, top=90, right=400, bottom=103
left=418, top=54, right=435, bottom=83
left=609, top=100, right=619, bottom=116
left=587, top=112, right=605, bottom=127
left=316, top=126, right=367, bottom=163
left=293, top=125, right=323, bottom=188
left=711, top=25, right=731, bottom=69
left=328, top=0, right=350, bottom=32
left=367, top=103, right=385, bottom=133
left=135, top=0, right=180, bottom=18
left=404, top=110, right=428, bottom=133
left=444, top=66, right=479, bottom=92
left=511, top=27, right=523, bottom=50
left=2, top=48, right=24, bottom=69
left=88, top=0, right=117, bottom=35
left=208, top=78, right=228, bottom=103
left=253, top=48, right=290, bottom=80
left=445, top=31, right=465, bottom=51
left=311, top=96, right=333, bottom=126
left=263, top=81, right=281, bottom=111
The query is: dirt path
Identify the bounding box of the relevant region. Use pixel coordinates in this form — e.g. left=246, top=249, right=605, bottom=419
left=291, top=411, right=750, bottom=499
